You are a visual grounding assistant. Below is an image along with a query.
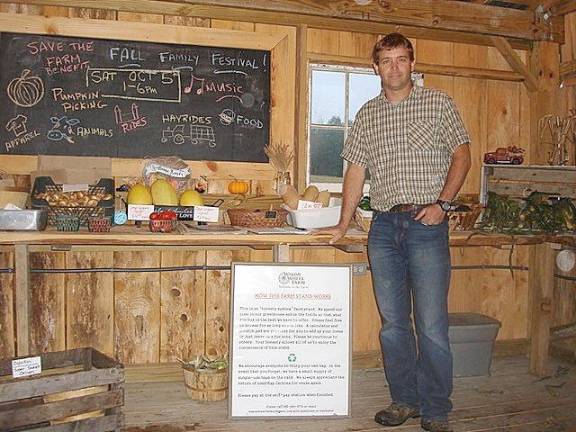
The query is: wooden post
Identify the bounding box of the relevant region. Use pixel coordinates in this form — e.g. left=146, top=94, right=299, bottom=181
left=273, top=244, right=290, bottom=262
left=14, top=244, right=30, bottom=356
left=529, top=41, right=561, bottom=164
left=528, top=242, right=555, bottom=376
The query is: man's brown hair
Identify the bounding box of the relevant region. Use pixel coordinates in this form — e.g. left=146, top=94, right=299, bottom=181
left=372, top=33, right=415, bottom=64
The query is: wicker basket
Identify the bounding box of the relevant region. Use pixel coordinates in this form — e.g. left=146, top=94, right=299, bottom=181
left=354, top=209, right=372, bottom=232
left=55, top=215, right=80, bottom=232
left=227, top=208, right=288, bottom=227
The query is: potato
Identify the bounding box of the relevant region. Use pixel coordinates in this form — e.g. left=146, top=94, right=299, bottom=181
left=280, top=184, right=299, bottom=210
left=301, top=185, right=319, bottom=202
left=316, top=190, right=330, bottom=207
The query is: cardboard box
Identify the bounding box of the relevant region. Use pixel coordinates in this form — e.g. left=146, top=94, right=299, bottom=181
left=32, top=155, right=112, bottom=185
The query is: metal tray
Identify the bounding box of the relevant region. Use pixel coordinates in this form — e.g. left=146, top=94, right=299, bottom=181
left=0, top=209, right=48, bottom=231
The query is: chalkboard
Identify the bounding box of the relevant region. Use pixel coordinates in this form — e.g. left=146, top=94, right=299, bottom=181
left=0, top=32, right=270, bottom=162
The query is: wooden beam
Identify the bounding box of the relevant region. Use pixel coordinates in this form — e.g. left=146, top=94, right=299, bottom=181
left=490, top=36, right=539, bottom=92
left=295, top=24, right=308, bottom=193
left=543, top=0, right=576, bottom=16
left=310, top=53, right=525, bottom=82
left=529, top=41, right=561, bottom=164
left=528, top=242, right=555, bottom=377
left=0, top=0, right=543, bottom=46
left=160, top=0, right=555, bottom=41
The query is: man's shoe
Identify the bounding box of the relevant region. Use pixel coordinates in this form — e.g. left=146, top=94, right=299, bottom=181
left=421, top=419, right=453, bottom=432
left=374, top=402, right=420, bottom=426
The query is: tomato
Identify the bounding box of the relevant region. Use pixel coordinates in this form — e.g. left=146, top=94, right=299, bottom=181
left=160, top=210, right=177, bottom=220
left=149, top=212, right=160, bottom=220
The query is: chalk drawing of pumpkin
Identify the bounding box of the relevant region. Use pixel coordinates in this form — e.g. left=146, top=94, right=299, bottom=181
left=7, top=69, right=45, bottom=108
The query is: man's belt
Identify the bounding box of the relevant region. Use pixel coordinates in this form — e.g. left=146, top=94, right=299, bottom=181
left=387, top=203, right=429, bottom=213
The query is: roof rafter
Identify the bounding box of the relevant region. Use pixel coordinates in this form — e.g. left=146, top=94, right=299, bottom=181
left=1, top=0, right=563, bottom=42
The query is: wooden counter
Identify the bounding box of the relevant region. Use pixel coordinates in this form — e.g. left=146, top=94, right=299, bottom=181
left=0, top=227, right=571, bottom=377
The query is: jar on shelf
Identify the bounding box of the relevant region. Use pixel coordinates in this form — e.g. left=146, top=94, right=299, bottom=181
left=274, top=171, right=291, bottom=194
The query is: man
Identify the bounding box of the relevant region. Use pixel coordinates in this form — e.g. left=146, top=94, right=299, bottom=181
left=318, top=33, right=471, bottom=432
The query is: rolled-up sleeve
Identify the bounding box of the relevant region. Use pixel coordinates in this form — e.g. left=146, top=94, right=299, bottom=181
left=340, top=112, right=367, bottom=167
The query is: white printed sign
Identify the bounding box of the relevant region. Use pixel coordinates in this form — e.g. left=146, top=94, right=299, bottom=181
left=12, top=356, right=42, bottom=378
left=62, top=183, right=89, bottom=193
left=229, top=263, right=351, bottom=418
left=193, top=205, right=219, bottom=222
left=127, top=204, right=155, bottom=221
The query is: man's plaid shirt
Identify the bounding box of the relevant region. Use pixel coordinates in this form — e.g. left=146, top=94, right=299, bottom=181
left=341, top=85, right=470, bottom=212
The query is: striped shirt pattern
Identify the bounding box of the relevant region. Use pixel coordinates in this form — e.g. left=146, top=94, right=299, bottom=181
left=341, top=85, right=470, bottom=212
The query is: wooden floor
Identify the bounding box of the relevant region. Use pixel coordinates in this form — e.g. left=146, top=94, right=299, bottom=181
left=123, top=356, right=576, bottom=432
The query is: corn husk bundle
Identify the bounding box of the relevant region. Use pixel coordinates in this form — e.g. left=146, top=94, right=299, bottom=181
left=264, top=141, right=293, bottom=172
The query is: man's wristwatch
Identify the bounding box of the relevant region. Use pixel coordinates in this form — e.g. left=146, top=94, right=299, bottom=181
left=436, top=199, right=454, bottom=212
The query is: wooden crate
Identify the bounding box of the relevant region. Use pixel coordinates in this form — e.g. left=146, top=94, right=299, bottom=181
left=0, top=347, right=124, bottom=432
left=480, top=165, right=576, bottom=205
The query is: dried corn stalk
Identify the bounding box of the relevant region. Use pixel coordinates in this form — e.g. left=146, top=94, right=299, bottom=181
left=538, top=109, right=576, bottom=166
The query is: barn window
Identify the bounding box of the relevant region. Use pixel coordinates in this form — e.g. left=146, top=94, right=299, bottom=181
left=308, top=64, right=380, bottom=192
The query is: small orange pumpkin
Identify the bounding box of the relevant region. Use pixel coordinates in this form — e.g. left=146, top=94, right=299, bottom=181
left=228, top=179, right=249, bottom=194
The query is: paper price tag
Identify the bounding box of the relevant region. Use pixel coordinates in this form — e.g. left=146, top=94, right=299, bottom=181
left=297, top=200, right=322, bottom=210
left=62, top=183, right=89, bottom=192
left=127, top=204, right=155, bottom=221
left=193, top=206, right=219, bottom=222
left=12, top=356, right=42, bottom=378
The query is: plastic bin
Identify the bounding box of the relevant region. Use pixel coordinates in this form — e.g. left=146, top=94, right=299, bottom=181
left=448, top=313, right=501, bottom=377
left=285, top=198, right=342, bottom=229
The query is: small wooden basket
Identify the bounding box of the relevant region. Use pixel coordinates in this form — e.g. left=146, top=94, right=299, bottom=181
left=354, top=208, right=372, bottom=232
left=183, top=367, right=228, bottom=401
left=227, top=208, right=287, bottom=227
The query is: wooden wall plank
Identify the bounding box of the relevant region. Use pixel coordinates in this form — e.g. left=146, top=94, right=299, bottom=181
left=211, top=19, right=254, bottom=31
left=114, top=251, right=161, bottom=364
left=117, top=10, right=163, bottom=24
left=453, top=76, right=486, bottom=195
left=14, top=244, right=30, bottom=356
left=450, top=246, right=529, bottom=340
left=66, top=252, right=114, bottom=357
left=487, top=81, right=522, bottom=149
left=160, top=250, right=206, bottom=362
left=418, top=40, right=454, bottom=94
left=67, top=7, right=117, bottom=20
left=205, top=249, right=249, bottom=357
left=0, top=252, right=15, bottom=358
left=164, top=14, right=210, bottom=27
left=29, top=252, right=65, bottom=354
left=0, top=3, right=41, bottom=14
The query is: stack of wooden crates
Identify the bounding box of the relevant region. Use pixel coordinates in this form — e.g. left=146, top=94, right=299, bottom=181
left=0, top=347, right=124, bottom=432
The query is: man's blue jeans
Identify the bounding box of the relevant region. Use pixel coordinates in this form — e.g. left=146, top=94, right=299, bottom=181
left=367, top=210, right=452, bottom=421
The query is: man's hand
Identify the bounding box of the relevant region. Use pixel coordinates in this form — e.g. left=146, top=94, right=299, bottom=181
left=414, top=204, right=445, bottom=226
left=313, top=224, right=348, bottom=244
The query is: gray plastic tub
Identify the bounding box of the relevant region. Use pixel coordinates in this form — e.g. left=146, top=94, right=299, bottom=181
left=449, top=313, right=501, bottom=377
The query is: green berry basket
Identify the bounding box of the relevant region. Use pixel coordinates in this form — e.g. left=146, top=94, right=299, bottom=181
left=55, top=214, right=81, bottom=232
